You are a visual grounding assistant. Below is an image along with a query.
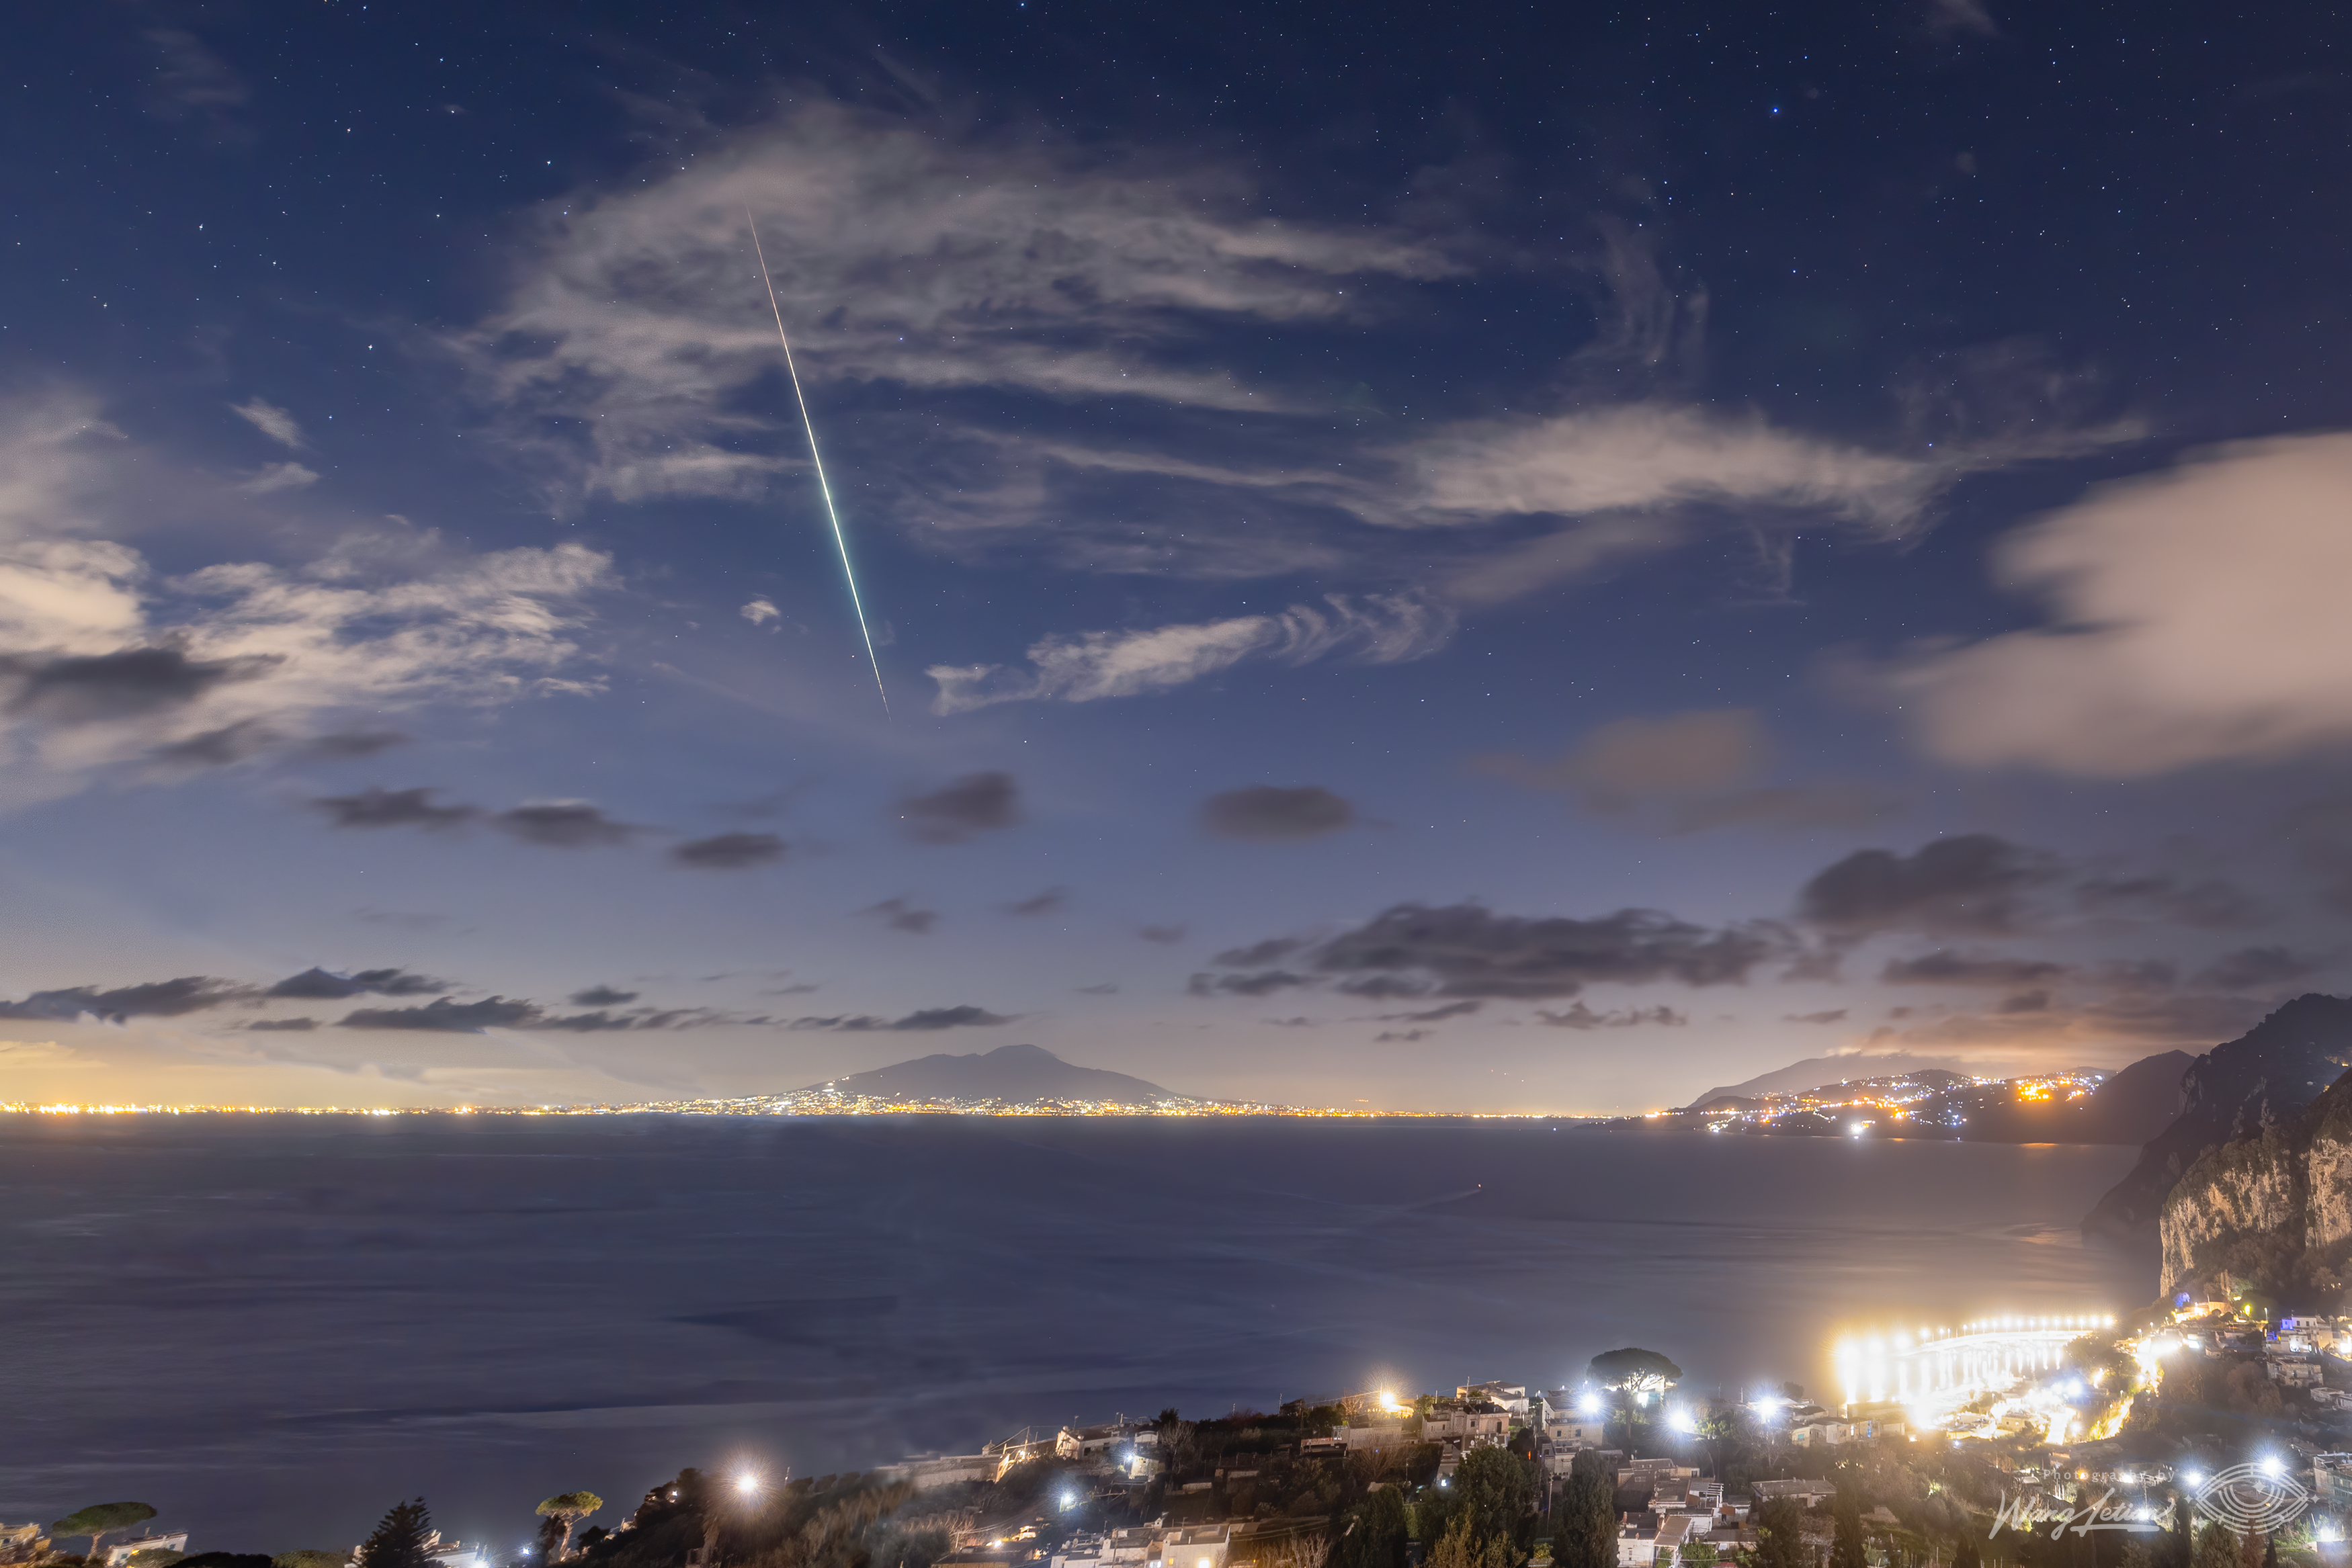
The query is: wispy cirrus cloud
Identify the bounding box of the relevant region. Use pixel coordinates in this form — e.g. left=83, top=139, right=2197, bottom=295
left=929, top=593, right=1454, bottom=713
left=456, top=102, right=1461, bottom=507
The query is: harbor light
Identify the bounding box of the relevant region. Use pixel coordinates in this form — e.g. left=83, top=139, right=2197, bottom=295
left=737, top=1473, right=761, bottom=1496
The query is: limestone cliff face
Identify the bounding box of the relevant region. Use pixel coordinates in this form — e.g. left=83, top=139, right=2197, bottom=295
left=2160, top=1059, right=2352, bottom=1300
left=2089, top=994, right=2352, bottom=1239
left=2160, top=1132, right=2303, bottom=1294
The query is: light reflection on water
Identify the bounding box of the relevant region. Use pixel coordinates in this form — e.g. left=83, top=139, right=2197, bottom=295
left=0, top=1117, right=2150, bottom=1551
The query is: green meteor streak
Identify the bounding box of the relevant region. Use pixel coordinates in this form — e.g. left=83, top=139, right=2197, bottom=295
left=748, top=211, right=890, bottom=717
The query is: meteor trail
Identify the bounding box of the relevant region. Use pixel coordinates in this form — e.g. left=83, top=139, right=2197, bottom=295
left=748, top=211, right=890, bottom=717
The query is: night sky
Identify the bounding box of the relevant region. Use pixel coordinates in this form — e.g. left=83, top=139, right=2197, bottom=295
left=3, top=0, right=2349, bottom=1113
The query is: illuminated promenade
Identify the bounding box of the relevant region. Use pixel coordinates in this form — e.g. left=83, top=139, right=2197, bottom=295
left=1837, top=1313, right=2118, bottom=1407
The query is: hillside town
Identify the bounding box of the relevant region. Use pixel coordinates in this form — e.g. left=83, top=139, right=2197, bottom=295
left=26, top=1297, right=2352, bottom=1568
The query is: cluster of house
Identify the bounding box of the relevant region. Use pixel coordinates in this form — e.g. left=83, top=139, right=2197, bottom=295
left=0, top=1526, right=495, bottom=1568
left=2154, top=1308, right=2352, bottom=1410
left=895, top=1379, right=1861, bottom=1568
left=0, top=1531, right=196, bottom=1568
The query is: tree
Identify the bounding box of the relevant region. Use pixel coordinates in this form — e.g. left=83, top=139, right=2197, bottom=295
left=1345, top=1487, right=1411, bottom=1568
left=1830, top=1493, right=1867, bottom=1568
left=277, top=1554, right=350, bottom=1568
left=1453, top=1448, right=1538, bottom=1551
left=536, top=1496, right=604, bottom=1565
left=2191, top=1523, right=2236, bottom=1568
left=1753, top=1500, right=1806, bottom=1568
left=1695, top=1409, right=1739, bottom=1480
left=1554, top=1452, right=1616, bottom=1568
left=1951, top=1534, right=1981, bottom=1568
left=52, top=1504, right=158, bottom=1563
left=1586, top=1351, right=1683, bottom=1397
left=357, top=1500, right=437, bottom=1568
left=1685, top=1543, right=1720, bottom=1568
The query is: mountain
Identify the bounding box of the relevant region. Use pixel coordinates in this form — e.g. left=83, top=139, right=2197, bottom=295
left=2084, top=994, right=2352, bottom=1239
left=1685, top=1052, right=1973, bottom=1108
left=804, top=1042, right=1184, bottom=1103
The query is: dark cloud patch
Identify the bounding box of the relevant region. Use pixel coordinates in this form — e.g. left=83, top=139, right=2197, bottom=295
left=1187, top=969, right=1314, bottom=997
left=789, top=1006, right=1014, bottom=1031
left=1200, top=784, right=1355, bottom=841
left=1335, top=975, right=1434, bottom=1000
left=862, top=897, right=939, bottom=934
left=1136, top=924, right=1188, bottom=945
left=1534, top=1002, right=1689, bottom=1029
left=570, top=985, right=639, bottom=1007
left=312, top=786, right=478, bottom=830
left=0, top=975, right=256, bottom=1021
left=1879, top=950, right=2070, bottom=986
left=1212, top=937, right=1306, bottom=967
left=305, top=729, right=411, bottom=759
left=2091, top=958, right=2180, bottom=992
left=671, top=832, right=786, bottom=869
left=1005, top=887, right=1066, bottom=916
left=1374, top=1028, right=1430, bottom=1043
left=1997, top=990, right=2053, bottom=1013
left=151, top=719, right=278, bottom=767
left=1, top=646, right=277, bottom=725
left=247, top=1017, right=318, bottom=1031
left=1786, top=1008, right=1849, bottom=1024
left=1074, top=982, right=1119, bottom=996
left=1797, top=834, right=2058, bottom=936
left=339, top=996, right=541, bottom=1032
left=896, top=771, right=1021, bottom=844
left=1377, top=999, right=1482, bottom=1023
left=2193, top=945, right=2333, bottom=991
left=268, top=966, right=449, bottom=1000
left=1663, top=784, right=1906, bottom=836
left=489, top=801, right=643, bottom=848
left=1301, top=903, right=1783, bottom=1000
left=2074, top=873, right=2266, bottom=930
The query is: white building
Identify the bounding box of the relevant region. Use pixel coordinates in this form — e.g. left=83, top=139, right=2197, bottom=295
left=1162, top=1525, right=1232, bottom=1568
left=1458, top=1383, right=1531, bottom=1415
left=103, top=1537, right=188, bottom=1568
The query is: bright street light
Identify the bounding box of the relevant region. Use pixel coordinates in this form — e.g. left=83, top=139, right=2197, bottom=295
left=737, top=1473, right=761, bottom=1497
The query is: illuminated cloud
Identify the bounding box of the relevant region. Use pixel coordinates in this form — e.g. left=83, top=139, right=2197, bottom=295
left=1884, top=435, right=2352, bottom=775
left=230, top=398, right=306, bottom=449
left=929, top=595, right=1452, bottom=713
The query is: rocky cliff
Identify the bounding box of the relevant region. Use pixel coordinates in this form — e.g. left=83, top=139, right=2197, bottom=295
left=2085, top=994, right=2352, bottom=1239
left=2158, top=1064, right=2352, bottom=1303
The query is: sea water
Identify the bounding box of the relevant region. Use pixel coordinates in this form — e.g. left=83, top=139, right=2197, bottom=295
left=0, top=1116, right=2148, bottom=1551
